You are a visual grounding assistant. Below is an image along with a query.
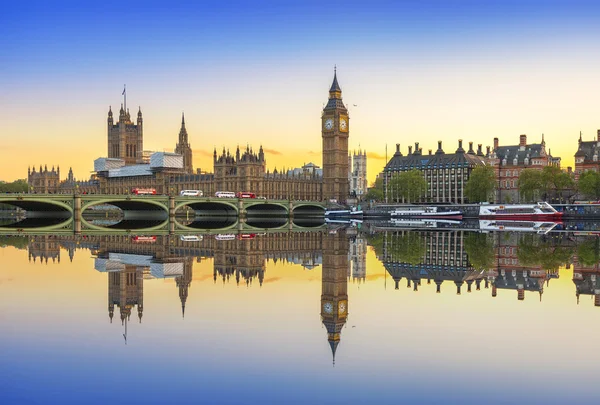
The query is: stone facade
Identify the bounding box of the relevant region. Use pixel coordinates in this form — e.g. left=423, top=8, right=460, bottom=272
left=107, top=105, right=143, bottom=165
left=28, top=165, right=60, bottom=194
left=574, top=130, right=600, bottom=180
left=322, top=69, right=349, bottom=203
left=382, top=140, right=488, bottom=204
left=348, top=150, right=367, bottom=197
left=490, top=134, right=560, bottom=203
left=27, top=74, right=348, bottom=200
left=28, top=166, right=99, bottom=194
left=174, top=113, right=193, bottom=174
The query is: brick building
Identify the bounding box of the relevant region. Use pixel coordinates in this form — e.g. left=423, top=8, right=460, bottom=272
left=574, top=130, right=600, bottom=180
left=490, top=134, right=560, bottom=203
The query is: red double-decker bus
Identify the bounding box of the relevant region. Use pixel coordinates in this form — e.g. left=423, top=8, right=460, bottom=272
left=132, top=188, right=157, bottom=195
left=132, top=236, right=157, bottom=243
left=236, top=191, right=256, bottom=198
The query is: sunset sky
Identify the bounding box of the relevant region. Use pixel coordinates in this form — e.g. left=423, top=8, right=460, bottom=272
left=3, top=0, right=600, bottom=184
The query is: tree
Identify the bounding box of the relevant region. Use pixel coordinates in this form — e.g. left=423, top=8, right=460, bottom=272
left=518, top=169, right=543, bottom=202
left=364, top=177, right=384, bottom=201
left=387, top=170, right=427, bottom=203
left=464, top=165, right=496, bottom=203
left=0, top=179, right=28, bottom=193
left=578, top=171, right=600, bottom=200
left=541, top=166, right=574, bottom=202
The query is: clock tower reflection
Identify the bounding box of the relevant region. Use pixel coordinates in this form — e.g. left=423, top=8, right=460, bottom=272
left=320, top=229, right=349, bottom=365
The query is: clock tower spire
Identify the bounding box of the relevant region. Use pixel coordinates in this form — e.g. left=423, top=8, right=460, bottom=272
left=322, top=67, right=349, bottom=204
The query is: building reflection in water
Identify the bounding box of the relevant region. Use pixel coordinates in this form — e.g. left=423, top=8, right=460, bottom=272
left=321, top=230, right=349, bottom=365
left=21, top=228, right=600, bottom=361
left=376, top=230, right=487, bottom=295
left=373, top=230, right=571, bottom=301
left=488, top=233, right=558, bottom=301
left=572, top=238, right=600, bottom=306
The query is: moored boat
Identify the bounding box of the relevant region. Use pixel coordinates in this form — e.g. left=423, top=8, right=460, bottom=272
left=479, top=202, right=562, bottom=221
left=390, top=206, right=463, bottom=219
left=390, top=218, right=461, bottom=228
left=479, top=220, right=560, bottom=235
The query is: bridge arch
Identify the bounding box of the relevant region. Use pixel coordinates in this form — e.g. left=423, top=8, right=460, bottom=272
left=81, top=197, right=169, bottom=213
left=174, top=217, right=239, bottom=232
left=292, top=203, right=326, bottom=216
left=0, top=196, right=73, bottom=213
left=245, top=203, right=288, bottom=216
left=175, top=200, right=238, bottom=216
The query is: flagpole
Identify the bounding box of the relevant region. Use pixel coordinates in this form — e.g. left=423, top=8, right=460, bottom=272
left=123, top=84, right=127, bottom=114
left=384, top=143, right=388, bottom=203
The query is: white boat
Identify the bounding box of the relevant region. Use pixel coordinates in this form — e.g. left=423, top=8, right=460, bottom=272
left=479, top=220, right=559, bottom=235
left=479, top=202, right=562, bottom=220
left=325, top=209, right=363, bottom=217
left=325, top=218, right=363, bottom=225
left=390, top=206, right=463, bottom=219
left=390, top=218, right=461, bottom=228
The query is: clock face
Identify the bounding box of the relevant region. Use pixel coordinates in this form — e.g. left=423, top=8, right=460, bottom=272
left=324, top=118, right=334, bottom=130
left=339, top=118, right=347, bottom=131
left=338, top=301, right=346, bottom=314
left=323, top=302, right=333, bottom=314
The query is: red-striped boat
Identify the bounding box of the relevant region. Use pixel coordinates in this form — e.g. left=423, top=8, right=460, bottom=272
left=479, top=202, right=562, bottom=221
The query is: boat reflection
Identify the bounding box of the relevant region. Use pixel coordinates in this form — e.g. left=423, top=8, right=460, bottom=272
left=7, top=224, right=600, bottom=365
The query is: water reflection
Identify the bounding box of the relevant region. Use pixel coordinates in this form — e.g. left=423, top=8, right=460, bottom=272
left=15, top=227, right=600, bottom=312
left=3, top=226, right=600, bottom=403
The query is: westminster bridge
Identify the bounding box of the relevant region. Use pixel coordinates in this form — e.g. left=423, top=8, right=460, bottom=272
left=0, top=194, right=326, bottom=233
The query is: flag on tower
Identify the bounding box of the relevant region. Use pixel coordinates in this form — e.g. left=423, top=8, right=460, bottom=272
left=122, top=85, right=126, bottom=95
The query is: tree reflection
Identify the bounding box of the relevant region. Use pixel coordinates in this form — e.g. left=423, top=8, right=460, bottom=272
left=464, top=233, right=495, bottom=270
left=366, top=232, right=425, bottom=264
left=517, top=235, right=573, bottom=270
left=386, top=233, right=425, bottom=264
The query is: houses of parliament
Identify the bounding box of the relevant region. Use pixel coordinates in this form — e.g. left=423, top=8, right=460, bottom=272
left=27, top=71, right=368, bottom=202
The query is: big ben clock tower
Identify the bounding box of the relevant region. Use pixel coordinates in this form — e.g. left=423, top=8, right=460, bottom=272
left=320, top=229, right=349, bottom=365
left=322, top=68, right=350, bottom=203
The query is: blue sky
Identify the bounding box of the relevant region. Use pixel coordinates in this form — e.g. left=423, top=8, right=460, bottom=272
left=2, top=0, right=600, bottom=181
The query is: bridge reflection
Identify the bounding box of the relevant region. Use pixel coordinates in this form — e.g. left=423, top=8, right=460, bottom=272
left=9, top=227, right=600, bottom=364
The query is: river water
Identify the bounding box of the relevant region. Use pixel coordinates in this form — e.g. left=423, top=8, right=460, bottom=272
left=1, top=225, right=599, bottom=404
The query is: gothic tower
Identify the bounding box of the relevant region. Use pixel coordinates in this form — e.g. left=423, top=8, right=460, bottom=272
left=107, top=103, right=143, bottom=165
left=322, top=68, right=349, bottom=203
left=175, top=113, right=193, bottom=174
left=321, top=230, right=349, bottom=365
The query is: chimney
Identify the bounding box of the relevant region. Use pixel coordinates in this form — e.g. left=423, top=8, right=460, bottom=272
left=519, top=134, right=527, bottom=147
left=428, top=149, right=432, bottom=155
left=436, top=141, right=444, bottom=154
left=486, top=146, right=491, bottom=156
left=467, top=141, right=475, bottom=155
left=456, top=139, right=464, bottom=153
left=597, top=129, right=600, bottom=142
left=396, top=143, right=400, bottom=153
left=415, top=142, right=419, bottom=152
left=408, top=145, right=413, bottom=154
left=493, top=137, right=499, bottom=150
left=477, top=144, right=483, bottom=156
